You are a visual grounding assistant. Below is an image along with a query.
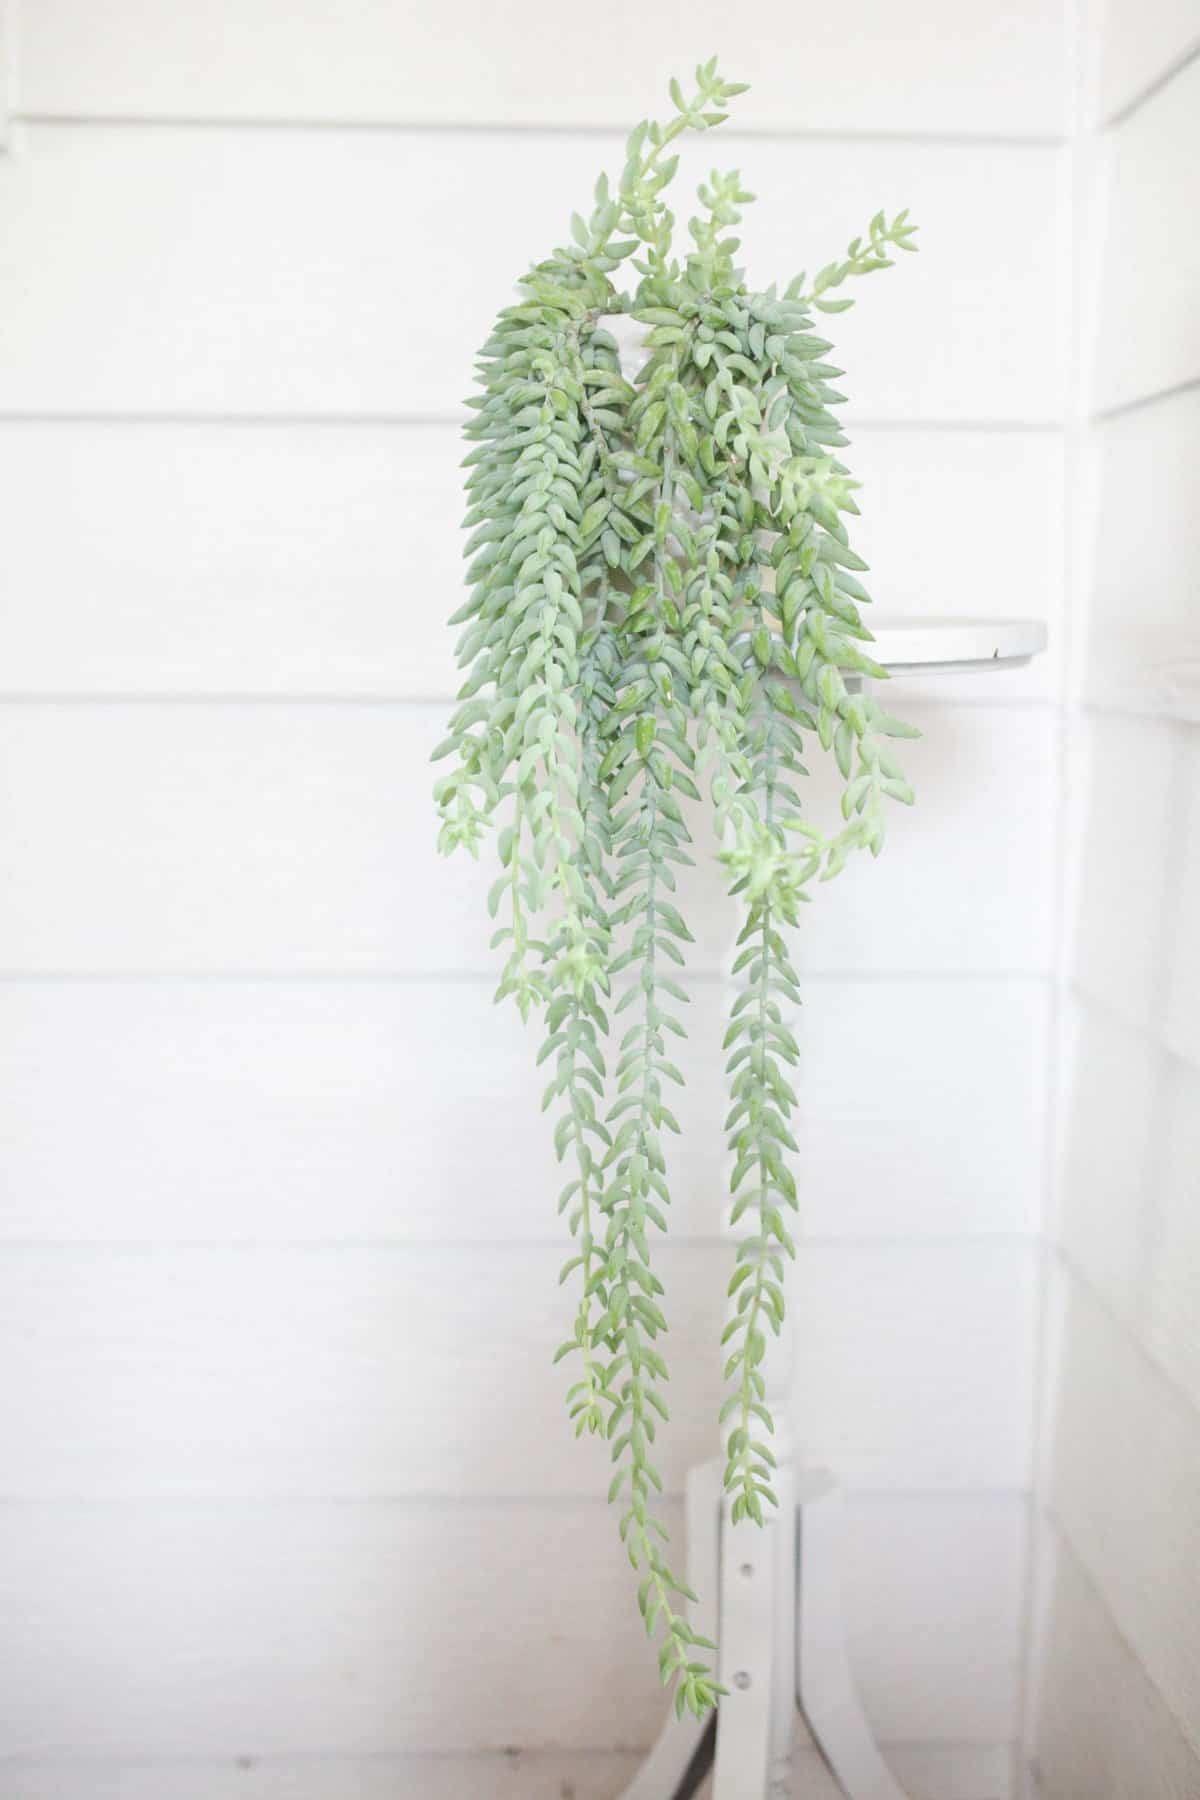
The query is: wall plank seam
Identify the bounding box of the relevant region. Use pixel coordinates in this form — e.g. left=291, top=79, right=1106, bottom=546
left=0, top=1490, right=1035, bottom=1510
left=0, top=969, right=1057, bottom=982
left=7, top=113, right=1068, bottom=150
left=1102, top=36, right=1200, bottom=127
left=1092, top=370, right=1200, bottom=425
left=0, top=1235, right=1044, bottom=1252
left=0, top=695, right=1061, bottom=709
left=0, top=411, right=1068, bottom=432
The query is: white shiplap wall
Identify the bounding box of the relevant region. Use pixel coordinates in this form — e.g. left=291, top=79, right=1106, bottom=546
left=0, top=7, right=1066, bottom=1798
left=1025, top=0, right=1200, bottom=1792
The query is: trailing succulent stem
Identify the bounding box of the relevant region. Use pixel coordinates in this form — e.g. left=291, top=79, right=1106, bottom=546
left=435, top=59, right=919, bottom=1714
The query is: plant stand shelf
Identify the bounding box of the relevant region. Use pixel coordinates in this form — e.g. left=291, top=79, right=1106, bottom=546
left=864, top=616, right=1046, bottom=676
left=617, top=615, right=1047, bottom=1800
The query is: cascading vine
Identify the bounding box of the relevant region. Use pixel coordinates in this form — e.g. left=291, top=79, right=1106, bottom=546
left=435, top=60, right=920, bottom=1716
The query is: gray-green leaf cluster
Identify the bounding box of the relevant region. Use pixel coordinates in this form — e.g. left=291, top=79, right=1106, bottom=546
left=435, top=61, right=919, bottom=1716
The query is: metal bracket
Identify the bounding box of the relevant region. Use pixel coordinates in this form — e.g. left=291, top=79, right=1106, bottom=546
left=617, top=1460, right=910, bottom=1800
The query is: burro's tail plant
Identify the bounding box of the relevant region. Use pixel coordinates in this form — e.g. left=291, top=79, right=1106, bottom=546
left=435, top=62, right=919, bottom=1717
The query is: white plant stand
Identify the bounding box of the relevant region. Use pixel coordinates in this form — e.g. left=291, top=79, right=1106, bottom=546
left=618, top=616, right=1047, bottom=1800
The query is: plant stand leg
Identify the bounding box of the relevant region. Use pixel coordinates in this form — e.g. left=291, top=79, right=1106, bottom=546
left=794, top=1472, right=910, bottom=1800
left=712, top=1450, right=797, bottom=1798
left=617, top=1461, right=912, bottom=1800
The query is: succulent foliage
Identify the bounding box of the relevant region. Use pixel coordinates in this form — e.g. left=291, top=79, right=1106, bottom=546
left=435, top=63, right=919, bottom=1714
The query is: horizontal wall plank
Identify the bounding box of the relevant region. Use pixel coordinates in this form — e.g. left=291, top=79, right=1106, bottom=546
left=1097, top=0, right=1199, bottom=121
left=0, top=702, right=1058, bottom=975
left=0, top=421, right=467, bottom=700
left=0, top=127, right=1063, bottom=422
left=1083, top=386, right=1200, bottom=717
left=0, top=421, right=1063, bottom=701
left=1070, top=712, right=1200, bottom=1054
left=1093, top=57, right=1200, bottom=413
left=1046, top=1269, right=1200, bottom=1748
left=0, top=1244, right=1036, bottom=1498
left=787, top=1247, right=1036, bottom=1494
left=0, top=975, right=1049, bottom=1245
left=0, top=1745, right=1018, bottom=1800
left=0, top=1494, right=1025, bottom=1756
left=1060, top=998, right=1200, bottom=1411
left=0, top=1498, right=677, bottom=1757
left=842, top=1496, right=1026, bottom=1746
left=0, top=975, right=729, bottom=1244
left=0, top=1245, right=725, bottom=1501
left=18, top=0, right=1066, bottom=137
left=1030, top=1518, right=1200, bottom=1796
